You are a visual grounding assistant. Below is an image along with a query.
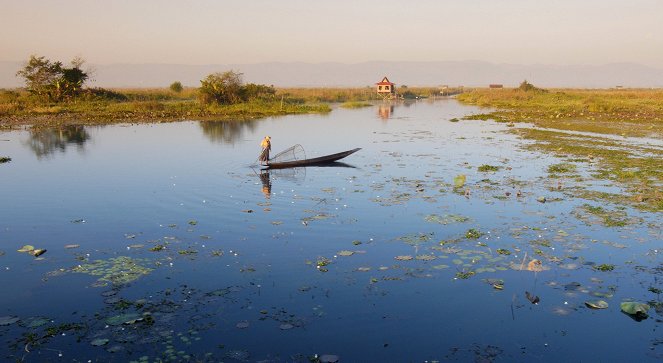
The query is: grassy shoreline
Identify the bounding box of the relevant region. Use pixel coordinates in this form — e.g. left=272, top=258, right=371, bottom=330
left=0, top=87, right=335, bottom=128
left=0, top=86, right=455, bottom=128
left=457, top=87, right=663, bottom=212
left=457, top=88, right=663, bottom=138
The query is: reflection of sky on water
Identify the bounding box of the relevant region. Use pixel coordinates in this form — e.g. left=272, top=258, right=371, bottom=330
left=0, top=100, right=661, bottom=362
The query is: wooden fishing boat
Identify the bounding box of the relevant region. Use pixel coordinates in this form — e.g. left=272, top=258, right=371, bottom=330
left=264, top=148, right=361, bottom=169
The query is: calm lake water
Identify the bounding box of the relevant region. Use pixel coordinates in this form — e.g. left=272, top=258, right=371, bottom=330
left=1, top=100, right=661, bottom=362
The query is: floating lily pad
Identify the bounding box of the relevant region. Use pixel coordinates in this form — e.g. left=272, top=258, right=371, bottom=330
left=0, top=316, right=19, bottom=326
left=64, top=244, right=80, bottom=249
left=454, top=174, right=467, bottom=188
left=32, top=249, right=47, bottom=257
left=91, top=338, right=110, bottom=346
left=279, top=323, right=294, bottom=330
left=337, top=250, right=354, bottom=257
left=432, top=264, right=449, bottom=270
left=24, top=317, right=50, bottom=328
left=236, top=321, right=250, bottom=329
left=620, top=302, right=649, bottom=320
left=415, top=254, right=436, bottom=261
left=585, top=300, right=609, bottom=309
left=17, top=245, right=35, bottom=253
left=394, top=255, right=413, bottom=261
left=106, top=313, right=141, bottom=326
left=425, top=213, right=470, bottom=225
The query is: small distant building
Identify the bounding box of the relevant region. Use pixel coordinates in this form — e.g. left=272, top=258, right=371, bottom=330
left=489, top=84, right=503, bottom=89
left=376, top=76, right=396, bottom=98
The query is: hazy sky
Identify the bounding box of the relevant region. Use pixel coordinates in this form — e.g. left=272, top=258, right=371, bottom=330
left=2, top=0, right=662, bottom=67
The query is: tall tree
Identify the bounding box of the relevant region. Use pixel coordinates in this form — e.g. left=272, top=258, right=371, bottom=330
left=16, top=55, right=89, bottom=101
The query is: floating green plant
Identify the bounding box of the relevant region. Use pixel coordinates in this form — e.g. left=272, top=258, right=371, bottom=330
left=478, top=164, right=500, bottom=172
left=72, top=256, right=154, bottom=286
left=547, top=162, right=576, bottom=174
left=465, top=229, right=483, bottom=239
left=594, top=264, right=615, bottom=272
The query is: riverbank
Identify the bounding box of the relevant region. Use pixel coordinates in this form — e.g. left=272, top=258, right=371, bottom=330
left=0, top=88, right=331, bottom=128
left=457, top=88, right=663, bottom=138
left=458, top=87, right=663, bottom=212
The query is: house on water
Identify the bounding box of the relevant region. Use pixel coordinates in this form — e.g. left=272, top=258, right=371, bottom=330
left=376, top=76, right=396, bottom=99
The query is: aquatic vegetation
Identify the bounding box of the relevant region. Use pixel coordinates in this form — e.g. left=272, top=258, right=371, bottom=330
left=424, top=213, right=469, bottom=225
left=547, top=162, right=577, bottom=174
left=594, top=264, right=615, bottom=272
left=620, top=302, right=650, bottom=321
left=575, top=204, right=633, bottom=227
left=340, top=101, right=372, bottom=109
left=0, top=156, right=11, bottom=163
left=477, top=164, right=500, bottom=172
left=585, top=300, right=609, bottom=309
left=453, top=174, right=467, bottom=188
left=16, top=244, right=47, bottom=257
left=72, top=256, right=154, bottom=285
left=455, top=270, right=475, bottom=279
left=464, top=229, right=483, bottom=239
left=496, top=248, right=511, bottom=255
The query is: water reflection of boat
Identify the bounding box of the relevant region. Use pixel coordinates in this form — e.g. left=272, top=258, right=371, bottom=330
left=264, top=148, right=361, bottom=169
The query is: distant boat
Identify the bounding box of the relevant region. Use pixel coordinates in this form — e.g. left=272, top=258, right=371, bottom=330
left=263, top=148, right=361, bottom=169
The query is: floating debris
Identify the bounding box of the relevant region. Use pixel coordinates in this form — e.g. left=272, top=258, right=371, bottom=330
left=525, top=291, right=540, bottom=304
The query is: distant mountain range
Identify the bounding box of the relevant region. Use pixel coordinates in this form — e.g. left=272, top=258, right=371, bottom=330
left=2, top=60, right=662, bottom=88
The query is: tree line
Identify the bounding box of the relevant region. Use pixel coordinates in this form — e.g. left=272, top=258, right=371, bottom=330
left=15, top=55, right=275, bottom=105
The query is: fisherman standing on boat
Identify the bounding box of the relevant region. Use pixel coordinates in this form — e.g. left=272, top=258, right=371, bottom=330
left=259, top=136, right=271, bottom=165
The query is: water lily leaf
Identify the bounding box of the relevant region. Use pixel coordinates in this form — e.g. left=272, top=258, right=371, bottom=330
left=32, top=249, right=47, bottom=257
left=106, top=313, right=141, bottom=326
left=337, top=250, right=354, bottom=257
left=453, top=174, right=467, bottom=188
left=279, top=323, right=294, bottom=330
left=0, top=316, right=20, bottom=326
left=17, top=245, right=35, bottom=253
left=25, top=317, right=50, bottom=328
left=236, top=321, right=250, bottom=329
left=394, top=255, right=413, bottom=261
left=585, top=300, right=609, bottom=309
left=620, top=302, right=649, bottom=319
left=91, top=338, right=109, bottom=346
left=64, top=244, right=80, bottom=249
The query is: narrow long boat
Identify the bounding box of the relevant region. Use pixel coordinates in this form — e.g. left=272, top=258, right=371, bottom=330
left=264, top=148, right=361, bottom=169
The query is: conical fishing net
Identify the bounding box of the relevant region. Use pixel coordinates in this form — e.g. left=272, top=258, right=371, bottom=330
left=269, top=144, right=306, bottom=163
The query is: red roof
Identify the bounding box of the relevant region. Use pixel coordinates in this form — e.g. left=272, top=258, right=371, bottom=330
left=376, top=76, right=394, bottom=86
